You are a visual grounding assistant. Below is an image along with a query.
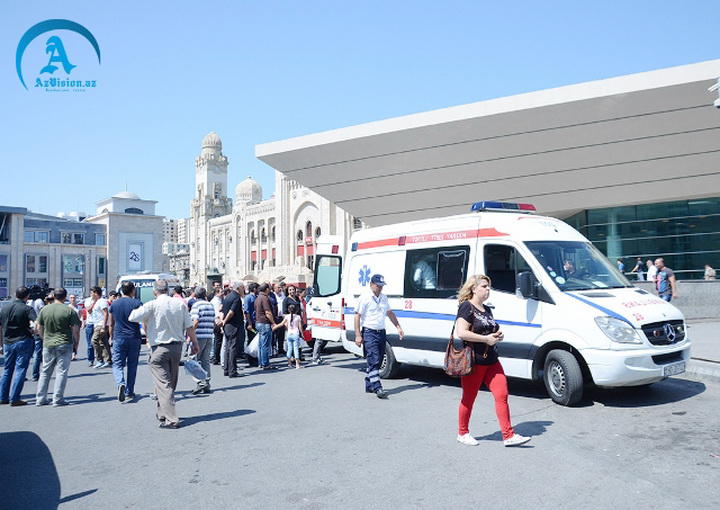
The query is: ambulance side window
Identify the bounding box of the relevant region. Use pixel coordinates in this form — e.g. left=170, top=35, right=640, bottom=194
left=404, top=245, right=469, bottom=298
left=314, top=255, right=342, bottom=297
left=483, top=244, right=532, bottom=294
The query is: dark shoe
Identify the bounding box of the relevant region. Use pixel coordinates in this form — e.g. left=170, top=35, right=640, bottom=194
left=202, top=384, right=211, bottom=394
left=124, top=393, right=136, bottom=403
left=10, top=400, right=28, bottom=407
left=223, top=371, right=229, bottom=377
left=228, top=373, right=242, bottom=378
left=159, top=421, right=180, bottom=429
left=0, top=400, right=9, bottom=405
left=375, top=390, right=389, bottom=399
left=178, top=360, right=185, bottom=366
left=118, top=384, right=126, bottom=402
left=191, top=384, right=204, bottom=395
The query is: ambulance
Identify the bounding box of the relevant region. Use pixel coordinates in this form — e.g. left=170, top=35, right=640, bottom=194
left=310, top=201, right=690, bottom=406
left=115, top=272, right=181, bottom=303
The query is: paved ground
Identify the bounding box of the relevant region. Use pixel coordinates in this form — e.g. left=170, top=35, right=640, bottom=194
left=1, top=343, right=719, bottom=510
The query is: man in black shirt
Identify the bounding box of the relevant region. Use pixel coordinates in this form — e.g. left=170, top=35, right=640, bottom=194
left=0, top=286, right=37, bottom=406
left=220, top=282, right=245, bottom=378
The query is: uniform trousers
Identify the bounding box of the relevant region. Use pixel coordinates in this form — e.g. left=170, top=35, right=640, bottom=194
left=362, top=328, right=386, bottom=392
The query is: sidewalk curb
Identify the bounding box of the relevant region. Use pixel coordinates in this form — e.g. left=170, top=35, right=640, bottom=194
left=683, top=358, right=720, bottom=383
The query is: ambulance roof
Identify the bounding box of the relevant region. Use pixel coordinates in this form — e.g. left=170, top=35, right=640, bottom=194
left=350, top=210, right=587, bottom=249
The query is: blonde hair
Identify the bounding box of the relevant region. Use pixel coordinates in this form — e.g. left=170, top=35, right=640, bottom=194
left=458, top=274, right=492, bottom=304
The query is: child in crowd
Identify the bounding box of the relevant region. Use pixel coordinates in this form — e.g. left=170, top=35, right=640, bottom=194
left=272, top=304, right=303, bottom=369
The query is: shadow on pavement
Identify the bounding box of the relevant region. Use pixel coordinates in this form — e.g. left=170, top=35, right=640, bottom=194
left=0, top=431, right=98, bottom=509
left=68, top=371, right=111, bottom=378
left=177, top=381, right=264, bottom=398
left=387, top=382, right=439, bottom=395
left=587, top=378, right=706, bottom=408
left=64, top=393, right=117, bottom=405
left=181, top=408, right=256, bottom=427
left=475, top=420, right=553, bottom=447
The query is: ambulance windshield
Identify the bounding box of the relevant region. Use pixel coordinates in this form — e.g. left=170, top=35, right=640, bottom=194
left=524, top=241, right=631, bottom=291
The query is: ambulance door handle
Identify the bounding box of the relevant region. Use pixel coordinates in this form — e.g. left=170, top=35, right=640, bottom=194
left=312, top=306, right=321, bottom=311
left=326, top=301, right=333, bottom=306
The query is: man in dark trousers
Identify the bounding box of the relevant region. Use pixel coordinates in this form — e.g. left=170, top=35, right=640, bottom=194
left=243, top=282, right=259, bottom=367
left=354, top=274, right=404, bottom=399
left=0, top=286, right=37, bottom=406
left=108, top=281, right=143, bottom=402
left=220, top=282, right=245, bottom=378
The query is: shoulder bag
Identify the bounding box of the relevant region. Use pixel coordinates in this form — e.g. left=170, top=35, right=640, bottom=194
left=443, top=322, right=474, bottom=377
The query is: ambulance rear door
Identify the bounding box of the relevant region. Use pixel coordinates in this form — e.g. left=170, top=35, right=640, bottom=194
left=310, top=253, right=344, bottom=342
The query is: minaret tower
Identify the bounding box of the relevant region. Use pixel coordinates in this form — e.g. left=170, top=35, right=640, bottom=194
left=190, top=132, right=232, bottom=284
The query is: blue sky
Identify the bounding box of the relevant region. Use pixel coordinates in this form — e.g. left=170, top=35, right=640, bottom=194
left=1, top=1, right=717, bottom=220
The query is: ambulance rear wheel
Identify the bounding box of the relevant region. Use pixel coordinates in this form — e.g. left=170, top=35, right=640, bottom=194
left=543, top=349, right=583, bottom=406
left=380, top=342, right=401, bottom=379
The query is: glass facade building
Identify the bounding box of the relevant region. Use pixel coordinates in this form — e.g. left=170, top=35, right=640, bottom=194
left=564, top=197, right=720, bottom=280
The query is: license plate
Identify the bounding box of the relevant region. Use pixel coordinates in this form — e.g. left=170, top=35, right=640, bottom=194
left=663, top=361, right=685, bottom=377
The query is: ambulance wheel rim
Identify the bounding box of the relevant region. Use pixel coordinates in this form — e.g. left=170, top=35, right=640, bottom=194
left=548, top=361, right=566, bottom=397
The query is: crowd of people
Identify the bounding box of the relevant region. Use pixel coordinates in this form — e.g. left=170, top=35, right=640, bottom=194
left=0, top=279, right=326, bottom=425
left=1, top=272, right=535, bottom=447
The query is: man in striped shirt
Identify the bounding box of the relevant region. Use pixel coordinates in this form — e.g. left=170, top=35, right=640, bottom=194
left=190, top=287, right=215, bottom=394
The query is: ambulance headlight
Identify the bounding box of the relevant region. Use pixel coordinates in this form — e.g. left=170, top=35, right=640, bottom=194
left=595, top=316, right=642, bottom=344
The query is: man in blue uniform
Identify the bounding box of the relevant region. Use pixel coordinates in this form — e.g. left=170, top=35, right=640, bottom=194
left=353, top=274, right=404, bottom=399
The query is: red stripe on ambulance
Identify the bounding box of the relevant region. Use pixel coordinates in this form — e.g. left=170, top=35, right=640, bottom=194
left=356, top=228, right=507, bottom=250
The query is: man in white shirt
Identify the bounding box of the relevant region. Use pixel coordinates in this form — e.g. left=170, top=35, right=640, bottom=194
left=88, top=287, right=111, bottom=368
left=129, top=279, right=199, bottom=428
left=354, top=274, right=404, bottom=399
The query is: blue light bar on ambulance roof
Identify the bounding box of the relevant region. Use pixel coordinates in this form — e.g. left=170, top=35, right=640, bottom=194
left=471, top=201, right=536, bottom=213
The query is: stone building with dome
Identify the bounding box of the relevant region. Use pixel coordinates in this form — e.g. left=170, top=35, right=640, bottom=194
left=187, top=132, right=355, bottom=286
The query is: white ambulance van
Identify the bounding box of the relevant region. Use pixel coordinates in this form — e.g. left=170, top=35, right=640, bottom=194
left=115, top=272, right=181, bottom=304
left=311, top=201, right=690, bottom=406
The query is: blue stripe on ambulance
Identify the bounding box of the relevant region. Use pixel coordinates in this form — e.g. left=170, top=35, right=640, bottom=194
left=343, top=307, right=541, bottom=328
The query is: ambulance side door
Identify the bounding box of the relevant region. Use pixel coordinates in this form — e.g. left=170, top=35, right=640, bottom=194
left=479, top=242, right=542, bottom=378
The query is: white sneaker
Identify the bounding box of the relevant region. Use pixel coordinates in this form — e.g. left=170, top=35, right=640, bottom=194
left=503, top=433, right=531, bottom=447
left=457, top=433, right=479, bottom=446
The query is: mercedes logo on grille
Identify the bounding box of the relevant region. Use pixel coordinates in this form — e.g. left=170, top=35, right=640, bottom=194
left=663, top=323, right=676, bottom=343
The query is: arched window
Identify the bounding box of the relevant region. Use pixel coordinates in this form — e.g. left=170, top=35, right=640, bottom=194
left=315, top=227, right=321, bottom=239
left=124, top=207, right=143, bottom=215
left=305, top=221, right=312, bottom=237
left=271, top=226, right=276, bottom=241
left=261, top=228, right=267, bottom=243
left=296, top=230, right=303, bottom=242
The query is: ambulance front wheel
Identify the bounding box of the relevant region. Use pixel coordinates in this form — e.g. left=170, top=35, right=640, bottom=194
left=543, top=349, right=584, bottom=406
left=380, top=342, right=401, bottom=379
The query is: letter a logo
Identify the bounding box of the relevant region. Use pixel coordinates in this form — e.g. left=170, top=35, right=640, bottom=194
left=40, top=35, right=76, bottom=75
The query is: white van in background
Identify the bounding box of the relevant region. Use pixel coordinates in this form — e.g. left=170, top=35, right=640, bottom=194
left=115, top=272, right=181, bottom=304
left=311, top=201, right=690, bottom=406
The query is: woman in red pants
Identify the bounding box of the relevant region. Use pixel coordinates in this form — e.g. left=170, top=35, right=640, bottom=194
left=454, top=274, right=530, bottom=447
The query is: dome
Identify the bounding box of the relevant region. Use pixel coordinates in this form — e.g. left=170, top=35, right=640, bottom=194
left=235, top=176, right=262, bottom=204
left=113, top=191, right=140, bottom=200
left=202, top=131, right=222, bottom=150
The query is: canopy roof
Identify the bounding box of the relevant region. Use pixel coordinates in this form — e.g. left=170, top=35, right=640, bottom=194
left=257, top=60, right=720, bottom=226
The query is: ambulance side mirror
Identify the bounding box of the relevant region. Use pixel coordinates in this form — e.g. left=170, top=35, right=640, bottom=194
left=517, top=271, right=537, bottom=299
left=517, top=271, right=555, bottom=304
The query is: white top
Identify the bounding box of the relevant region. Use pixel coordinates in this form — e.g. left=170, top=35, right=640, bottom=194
left=129, top=294, right=192, bottom=346
left=646, top=265, right=658, bottom=282
left=356, top=292, right=390, bottom=330
left=210, top=295, right=223, bottom=316
left=85, top=297, right=108, bottom=326
left=284, top=313, right=302, bottom=336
